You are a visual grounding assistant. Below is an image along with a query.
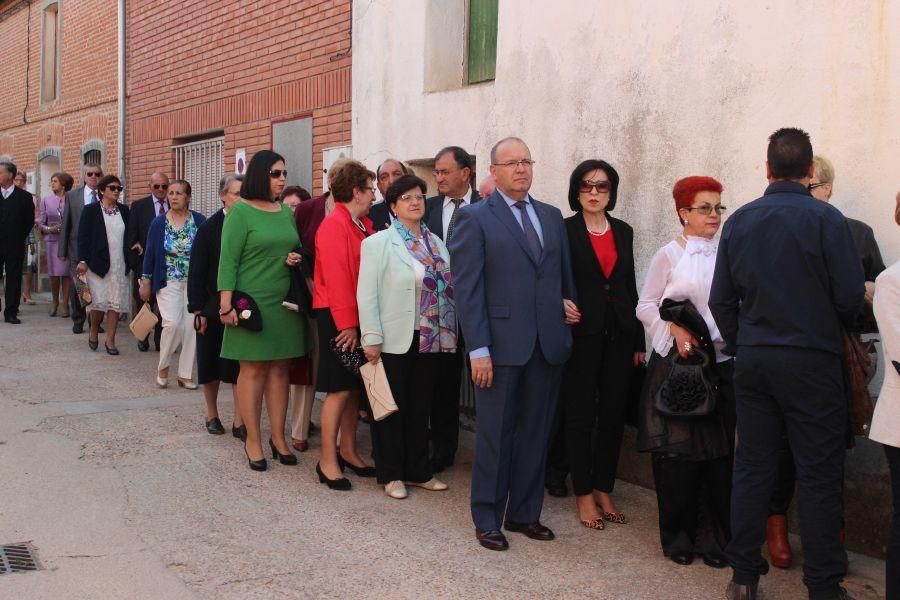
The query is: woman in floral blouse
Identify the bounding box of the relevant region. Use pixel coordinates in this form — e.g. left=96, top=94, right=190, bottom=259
left=141, top=180, right=206, bottom=389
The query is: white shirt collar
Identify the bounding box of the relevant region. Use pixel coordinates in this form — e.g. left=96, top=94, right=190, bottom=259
left=1, top=185, right=13, bottom=197
left=443, top=186, right=473, bottom=208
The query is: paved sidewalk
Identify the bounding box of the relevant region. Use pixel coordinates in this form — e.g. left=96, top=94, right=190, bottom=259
left=0, top=297, right=887, bottom=599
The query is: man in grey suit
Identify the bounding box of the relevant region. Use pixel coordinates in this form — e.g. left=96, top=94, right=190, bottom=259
left=59, top=163, right=103, bottom=333
left=449, top=137, right=580, bottom=551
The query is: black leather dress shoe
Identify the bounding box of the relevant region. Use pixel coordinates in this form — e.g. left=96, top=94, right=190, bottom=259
left=137, top=338, right=150, bottom=352
left=476, top=529, right=509, bottom=551
left=703, top=551, right=728, bottom=569
left=206, top=417, right=226, bottom=435
left=725, top=580, right=758, bottom=600
left=546, top=482, right=568, bottom=498
left=670, top=551, right=694, bottom=565
left=232, top=423, right=247, bottom=441
left=73, top=322, right=84, bottom=334
left=504, top=520, right=555, bottom=541
left=4, top=316, right=21, bottom=324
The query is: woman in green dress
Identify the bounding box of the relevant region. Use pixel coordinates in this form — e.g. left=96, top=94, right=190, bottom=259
left=218, top=150, right=309, bottom=471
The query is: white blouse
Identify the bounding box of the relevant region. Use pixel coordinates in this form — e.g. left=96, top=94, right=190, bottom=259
left=636, top=235, right=728, bottom=362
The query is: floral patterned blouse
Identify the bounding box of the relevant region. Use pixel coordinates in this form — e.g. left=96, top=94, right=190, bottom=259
left=164, top=214, right=198, bottom=282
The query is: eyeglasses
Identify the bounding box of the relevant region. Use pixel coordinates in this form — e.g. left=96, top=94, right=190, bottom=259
left=269, top=169, right=288, bottom=179
left=579, top=180, right=611, bottom=194
left=492, top=159, right=535, bottom=169
left=432, top=168, right=459, bottom=177
left=365, top=186, right=377, bottom=194
left=105, top=185, right=125, bottom=192
left=684, top=204, right=727, bottom=215
left=398, top=193, right=425, bottom=202
left=808, top=182, right=828, bottom=191
left=85, top=172, right=102, bottom=177
left=152, top=184, right=169, bottom=190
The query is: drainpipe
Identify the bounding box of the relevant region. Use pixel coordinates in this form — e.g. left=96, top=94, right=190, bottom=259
left=117, top=0, right=126, bottom=182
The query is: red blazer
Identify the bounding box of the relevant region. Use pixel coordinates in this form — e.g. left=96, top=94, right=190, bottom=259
left=313, top=202, right=374, bottom=330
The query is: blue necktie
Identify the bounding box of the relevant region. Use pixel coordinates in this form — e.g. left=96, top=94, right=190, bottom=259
left=514, top=200, right=542, bottom=260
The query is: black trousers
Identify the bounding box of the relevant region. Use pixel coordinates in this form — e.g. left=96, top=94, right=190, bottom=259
left=884, top=444, right=900, bottom=600
left=727, top=346, right=848, bottom=599
left=429, top=346, right=462, bottom=467
left=652, top=453, right=732, bottom=556
left=544, top=397, right=569, bottom=487
left=0, top=250, right=24, bottom=319
left=562, top=330, right=634, bottom=496
left=372, top=334, right=442, bottom=485
left=67, top=258, right=86, bottom=327
left=769, top=433, right=796, bottom=515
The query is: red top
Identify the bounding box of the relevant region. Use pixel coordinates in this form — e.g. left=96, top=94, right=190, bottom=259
left=313, top=202, right=374, bottom=330
left=589, top=228, right=618, bottom=279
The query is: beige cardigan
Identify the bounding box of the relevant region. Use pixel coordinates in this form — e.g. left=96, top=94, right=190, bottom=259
left=868, top=261, right=900, bottom=448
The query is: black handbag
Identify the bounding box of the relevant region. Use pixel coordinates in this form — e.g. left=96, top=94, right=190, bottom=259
left=231, top=291, right=262, bottom=332
left=328, top=337, right=365, bottom=374
left=282, top=247, right=314, bottom=317
left=654, top=347, right=717, bottom=418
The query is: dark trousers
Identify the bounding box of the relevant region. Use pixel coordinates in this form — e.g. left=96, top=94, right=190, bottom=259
left=544, top=398, right=569, bottom=487
left=727, top=346, right=848, bottom=599
left=562, top=330, right=633, bottom=495
left=372, top=334, right=439, bottom=485
left=884, top=444, right=900, bottom=600
left=429, top=346, right=462, bottom=467
left=131, top=272, right=161, bottom=347
left=0, top=250, right=24, bottom=319
left=470, top=343, right=562, bottom=531
left=769, top=433, right=796, bottom=515
left=68, top=258, right=86, bottom=327
left=652, top=453, right=732, bottom=556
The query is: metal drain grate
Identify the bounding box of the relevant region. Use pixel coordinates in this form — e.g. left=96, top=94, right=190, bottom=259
left=0, top=543, right=40, bottom=574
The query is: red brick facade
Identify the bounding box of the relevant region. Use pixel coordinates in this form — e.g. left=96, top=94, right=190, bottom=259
left=126, top=0, right=352, bottom=203
left=0, top=0, right=119, bottom=192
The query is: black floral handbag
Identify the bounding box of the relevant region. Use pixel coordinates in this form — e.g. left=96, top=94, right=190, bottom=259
left=328, top=337, right=366, bottom=375
left=654, top=347, right=717, bottom=418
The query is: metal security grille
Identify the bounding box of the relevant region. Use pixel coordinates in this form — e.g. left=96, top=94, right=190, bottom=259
left=173, top=138, right=224, bottom=217
left=0, top=543, right=40, bottom=574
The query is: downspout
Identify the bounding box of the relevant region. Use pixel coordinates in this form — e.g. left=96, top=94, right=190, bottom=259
left=117, top=0, right=126, bottom=181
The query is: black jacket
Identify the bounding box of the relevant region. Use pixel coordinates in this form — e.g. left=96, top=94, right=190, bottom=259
left=564, top=212, right=645, bottom=351
left=125, top=195, right=163, bottom=271
left=0, top=186, right=36, bottom=256
left=424, top=190, right=482, bottom=241
left=369, top=201, right=393, bottom=232
left=187, top=208, right=225, bottom=317
left=77, top=202, right=130, bottom=278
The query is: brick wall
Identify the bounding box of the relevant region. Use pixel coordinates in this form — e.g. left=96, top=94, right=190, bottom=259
left=0, top=0, right=119, bottom=184
left=126, top=0, right=352, bottom=202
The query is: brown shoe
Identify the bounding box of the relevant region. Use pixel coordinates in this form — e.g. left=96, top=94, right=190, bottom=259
left=766, top=515, right=792, bottom=569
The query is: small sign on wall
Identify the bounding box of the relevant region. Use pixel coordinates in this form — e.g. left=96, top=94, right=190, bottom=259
left=322, top=145, right=352, bottom=192
left=235, top=149, right=247, bottom=175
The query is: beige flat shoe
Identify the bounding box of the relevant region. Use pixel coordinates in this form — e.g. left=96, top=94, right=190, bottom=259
left=384, top=480, right=407, bottom=499
left=405, top=477, right=448, bottom=491
left=177, top=378, right=198, bottom=390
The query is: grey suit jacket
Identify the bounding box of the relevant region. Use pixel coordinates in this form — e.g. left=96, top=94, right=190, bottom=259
left=59, top=186, right=92, bottom=259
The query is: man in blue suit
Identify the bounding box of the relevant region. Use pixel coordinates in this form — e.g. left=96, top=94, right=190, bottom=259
left=450, top=137, right=580, bottom=551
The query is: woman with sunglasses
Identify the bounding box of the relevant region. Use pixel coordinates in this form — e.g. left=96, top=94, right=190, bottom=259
left=75, top=175, right=131, bottom=354
left=218, top=150, right=311, bottom=471
left=140, top=180, right=206, bottom=388
left=560, top=160, right=645, bottom=530
left=635, top=176, right=735, bottom=568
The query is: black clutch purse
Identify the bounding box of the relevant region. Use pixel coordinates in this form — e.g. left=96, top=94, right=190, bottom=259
left=282, top=247, right=314, bottom=317
left=654, top=347, right=717, bottom=418
left=328, top=337, right=365, bottom=374
left=232, top=291, right=262, bottom=332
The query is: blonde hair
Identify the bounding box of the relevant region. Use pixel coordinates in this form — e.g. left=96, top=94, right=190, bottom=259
left=812, top=155, right=835, bottom=185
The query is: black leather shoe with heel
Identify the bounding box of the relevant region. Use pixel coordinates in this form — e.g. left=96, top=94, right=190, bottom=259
left=269, top=438, right=298, bottom=465
left=316, top=462, right=351, bottom=490
left=244, top=445, right=267, bottom=472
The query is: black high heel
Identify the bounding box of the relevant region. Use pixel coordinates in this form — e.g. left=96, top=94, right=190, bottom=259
left=316, top=462, right=351, bottom=490
left=244, top=444, right=267, bottom=472
left=88, top=338, right=99, bottom=351
left=232, top=423, right=247, bottom=441
left=338, top=455, right=376, bottom=478
left=269, top=438, right=298, bottom=465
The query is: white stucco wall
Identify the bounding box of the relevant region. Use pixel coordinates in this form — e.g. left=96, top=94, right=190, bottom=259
left=352, top=0, right=900, bottom=271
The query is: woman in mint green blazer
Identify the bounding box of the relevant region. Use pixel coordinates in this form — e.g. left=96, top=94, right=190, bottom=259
left=357, top=174, right=458, bottom=500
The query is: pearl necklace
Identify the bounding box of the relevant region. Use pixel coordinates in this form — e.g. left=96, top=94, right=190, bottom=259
left=586, top=218, right=609, bottom=237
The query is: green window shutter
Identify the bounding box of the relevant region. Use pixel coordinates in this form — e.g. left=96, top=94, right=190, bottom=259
left=467, top=0, right=498, bottom=84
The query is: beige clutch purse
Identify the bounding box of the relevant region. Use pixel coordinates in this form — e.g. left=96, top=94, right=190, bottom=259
left=129, top=302, right=159, bottom=341
left=359, top=358, right=398, bottom=421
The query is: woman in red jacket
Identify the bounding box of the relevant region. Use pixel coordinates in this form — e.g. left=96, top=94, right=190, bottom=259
left=313, top=160, right=377, bottom=490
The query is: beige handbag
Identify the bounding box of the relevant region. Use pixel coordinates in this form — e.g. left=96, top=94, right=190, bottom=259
left=129, top=302, right=159, bottom=341
left=359, top=358, right=398, bottom=421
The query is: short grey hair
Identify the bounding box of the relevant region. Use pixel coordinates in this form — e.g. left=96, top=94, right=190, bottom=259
left=812, top=155, right=835, bottom=185
left=81, top=162, right=101, bottom=174
left=490, top=137, right=528, bottom=164
left=218, top=173, right=244, bottom=195
left=0, top=161, right=16, bottom=177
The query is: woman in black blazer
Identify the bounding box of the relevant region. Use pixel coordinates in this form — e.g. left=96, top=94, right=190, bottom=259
left=561, top=159, right=645, bottom=530
left=76, top=175, right=130, bottom=355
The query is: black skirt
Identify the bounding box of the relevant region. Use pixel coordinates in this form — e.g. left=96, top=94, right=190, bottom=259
left=315, top=309, right=361, bottom=393
left=196, top=316, right=240, bottom=385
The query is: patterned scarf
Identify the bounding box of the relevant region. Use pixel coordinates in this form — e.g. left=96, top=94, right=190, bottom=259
left=393, top=220, right=457, bottom=353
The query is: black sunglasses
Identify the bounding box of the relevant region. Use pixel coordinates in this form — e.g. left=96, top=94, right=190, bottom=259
left=85, top=171, right=102, bottom=177
left=105, top=185, right=125, bottom=192
left=152, top=184, right=169, bottom=190
left=269, top=169, right=288, bottom=178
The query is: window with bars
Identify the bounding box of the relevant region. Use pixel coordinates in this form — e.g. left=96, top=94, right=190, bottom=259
left=173, top=137, right=224, bottom=217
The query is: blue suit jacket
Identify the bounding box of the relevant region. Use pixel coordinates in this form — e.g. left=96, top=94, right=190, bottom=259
left=448, top=191, right=575, bottom=367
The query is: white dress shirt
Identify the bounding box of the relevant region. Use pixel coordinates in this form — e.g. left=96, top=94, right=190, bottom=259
left=84, top=186, right=98, bottom=205
left=152, top=197, right=169, bottom=215
left=441, top=186, right=473, bottom=240
left=1, top=185, right=13, bottom=199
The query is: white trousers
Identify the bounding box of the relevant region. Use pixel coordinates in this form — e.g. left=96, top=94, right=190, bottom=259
left=290, top=326, right=319, bottom=441
left=156, top=280, right=196, bottom=380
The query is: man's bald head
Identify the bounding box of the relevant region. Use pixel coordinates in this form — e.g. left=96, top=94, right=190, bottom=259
left=149, top=172, right=170, bottom=201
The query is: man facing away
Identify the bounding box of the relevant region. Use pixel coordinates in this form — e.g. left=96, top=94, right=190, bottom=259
left=126, top=171, right=170, bottom=351
left=710, top=127, right=864, bottom=600
left=0, top=162, right=38, bottom=324
left=59, top=163, right=103, bottom=334
left=450, top=136, right=580, bottom=551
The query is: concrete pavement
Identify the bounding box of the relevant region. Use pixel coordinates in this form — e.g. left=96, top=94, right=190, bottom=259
left=0, top=296, right=887, bottom=599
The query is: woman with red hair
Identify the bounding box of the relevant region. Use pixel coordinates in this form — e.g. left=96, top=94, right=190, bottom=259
left=635, top=175, right=736, bottom=569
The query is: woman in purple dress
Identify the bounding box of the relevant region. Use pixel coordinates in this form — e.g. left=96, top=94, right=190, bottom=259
left=38, top=172, right=75, bottom=317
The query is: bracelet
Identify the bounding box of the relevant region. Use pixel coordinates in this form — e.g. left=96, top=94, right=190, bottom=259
left=219, top=307, right=235, bottom=316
